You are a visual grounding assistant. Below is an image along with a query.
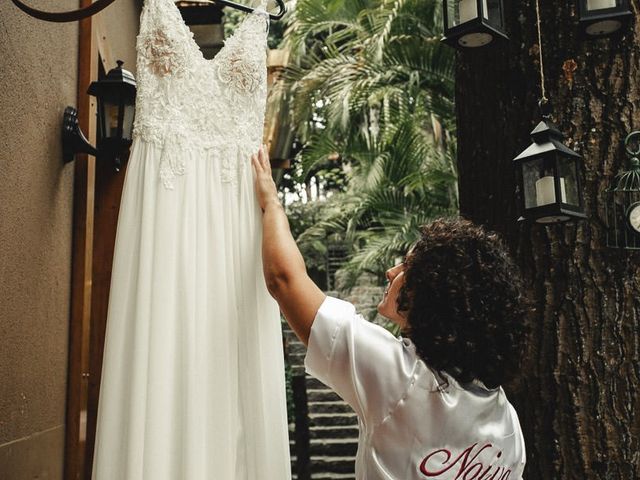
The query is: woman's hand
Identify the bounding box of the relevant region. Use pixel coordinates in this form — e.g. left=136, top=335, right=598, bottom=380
left=251, top=144, right=279, bottom=212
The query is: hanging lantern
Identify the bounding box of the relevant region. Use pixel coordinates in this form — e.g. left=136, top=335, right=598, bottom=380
left=441, top=0, right=508, bottom=49
left=605, top=131, right=640, bottom=249
left=87, top=60, right=137, bottom=171
left=513, top=118, right=587, bottom=224
left=579, top=0, right=633, bottom=37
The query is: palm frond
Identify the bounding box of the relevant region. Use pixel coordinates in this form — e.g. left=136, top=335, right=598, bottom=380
left=283, top=0, right=459, bottom=287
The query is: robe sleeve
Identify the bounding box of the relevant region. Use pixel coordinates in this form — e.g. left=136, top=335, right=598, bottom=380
left=304, top=296, right=418, bottom=426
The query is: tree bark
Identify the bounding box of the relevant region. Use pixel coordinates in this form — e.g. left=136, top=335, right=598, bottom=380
left=455, top=1, right=640, bottom=478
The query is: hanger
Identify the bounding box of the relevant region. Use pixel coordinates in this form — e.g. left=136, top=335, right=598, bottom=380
left=9, top=0, right=286, bottom=23
left=203, top=0, right=287, bottom=21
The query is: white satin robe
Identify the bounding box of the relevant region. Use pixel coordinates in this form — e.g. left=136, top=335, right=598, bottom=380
left=305, top=296, right=526, bottom=480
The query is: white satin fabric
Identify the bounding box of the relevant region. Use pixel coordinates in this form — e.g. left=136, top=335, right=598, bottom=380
left=305, top=296, right=526, bottom=480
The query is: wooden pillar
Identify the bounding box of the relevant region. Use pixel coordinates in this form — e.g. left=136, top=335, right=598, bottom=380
left=64, top=1, right=97, bottom=479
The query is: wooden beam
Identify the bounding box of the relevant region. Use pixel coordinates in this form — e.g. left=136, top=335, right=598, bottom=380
left=64, top=2, right=97, bottom=479
left=94, top=15, right=114, bottom=73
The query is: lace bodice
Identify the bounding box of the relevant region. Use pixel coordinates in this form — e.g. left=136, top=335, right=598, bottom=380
left=132, top=0, right=269, bottom=188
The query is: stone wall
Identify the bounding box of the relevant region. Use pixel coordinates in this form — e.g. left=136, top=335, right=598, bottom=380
left=0, top=2, right=79, bottom=477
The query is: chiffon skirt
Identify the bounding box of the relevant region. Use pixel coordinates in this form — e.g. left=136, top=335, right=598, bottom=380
left=91, top=137, right=291, bottom=479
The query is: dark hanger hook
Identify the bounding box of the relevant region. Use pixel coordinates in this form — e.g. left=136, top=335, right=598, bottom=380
left=9, top=0, right=286, bottom=23
left=10, top=0, right=118, bottom=22
left=210, top=0, right=287, bottom=20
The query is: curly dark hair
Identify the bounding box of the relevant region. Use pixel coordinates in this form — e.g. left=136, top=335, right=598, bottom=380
left=397, top=217, right=530, bottom=390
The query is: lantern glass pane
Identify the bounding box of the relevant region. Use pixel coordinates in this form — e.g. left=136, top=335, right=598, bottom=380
left=522, top=156, right=545, bottom=209
left=586, top=0, right=617, bottom=11
left=486, top=0, right=503, bottom=28
left=557, top=156, right=580, bottom=206
left=535, top=156, right=561, bottom=207
left=103, top=102, right=120, bottom=139
left=96, top=101, right=105, bottom=141
left=122, top=104, right=135, bottom=141
left=448, top=0, right=481, bottom=27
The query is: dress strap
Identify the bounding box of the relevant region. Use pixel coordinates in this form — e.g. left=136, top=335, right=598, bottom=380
left=252, top=0, right=270, bottom=34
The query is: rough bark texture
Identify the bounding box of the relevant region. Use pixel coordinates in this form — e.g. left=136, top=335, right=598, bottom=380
left=455, top=2, right=640, bottom=479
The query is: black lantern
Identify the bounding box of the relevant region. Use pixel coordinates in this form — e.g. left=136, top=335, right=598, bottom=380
left=605, top=131, right=640, bottom=249
left=579, top=0, right=633, bottom=37
left=62, top=60, right=136, bottom=171
left=442, top=0, right=508, bottom=49
left=513, top=119, right=587, bottom=224
left=89, top=60, right=137, bottom=170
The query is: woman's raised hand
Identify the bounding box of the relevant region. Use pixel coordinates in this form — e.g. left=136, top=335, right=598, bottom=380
left=251, top=144, right=279, bottom=212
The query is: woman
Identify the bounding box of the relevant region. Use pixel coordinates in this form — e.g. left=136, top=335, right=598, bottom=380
left=252, top=146, right=528, bottom=480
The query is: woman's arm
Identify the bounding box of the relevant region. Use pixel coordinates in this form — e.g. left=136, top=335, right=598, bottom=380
left=252, top=145, right=325, bottom=345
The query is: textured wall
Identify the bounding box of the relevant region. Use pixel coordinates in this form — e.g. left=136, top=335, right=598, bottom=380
left=0, top=1, right=78, bottom=478
left=0, top=0, right=145, bottom=475
left=0, top=0, right=144, bottom=477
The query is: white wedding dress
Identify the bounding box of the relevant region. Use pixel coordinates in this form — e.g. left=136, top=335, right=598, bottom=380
left=91, top=0, right=291, bottom=478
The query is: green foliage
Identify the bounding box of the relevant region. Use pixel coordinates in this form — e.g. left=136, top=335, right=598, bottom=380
left=287, top=200, right=331, bottom=274
left=286, top=198, right=347, bottom=289
left=223, top=1, right=287, bottom=49
left=282, top=0, right=458, bottom=287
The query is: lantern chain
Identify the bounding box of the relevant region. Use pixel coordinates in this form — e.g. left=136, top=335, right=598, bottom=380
left=534, top=0, right=547, bottom=103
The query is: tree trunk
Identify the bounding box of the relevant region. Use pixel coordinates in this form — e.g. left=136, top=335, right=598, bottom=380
left=455, top=1, right=640, bottom=478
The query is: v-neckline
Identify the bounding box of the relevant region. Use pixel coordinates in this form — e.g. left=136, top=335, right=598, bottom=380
left=167, top=0, right=268, bottom=66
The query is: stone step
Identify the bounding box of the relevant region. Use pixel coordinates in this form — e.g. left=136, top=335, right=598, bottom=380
left=306, top=376, right=331, bottom=390
left=288, top=341, right=308, bottom=355
left=310, top=438, right=358, bottom=457
left=309, top=401, right=354, bottom=414
left=308, top=412, right=358, bottom=427
left=289, top=351, right=307, bottom=364
left=310, top=425, right=359, bottom=440
left=291, top=365, right=306, bottom=376
left=285, top=326, right=359, bottom=479
left=307, top=388, right=342, bottom=403
left=311, top=475, right=355, bottom=480
left=310, top=456, right=357, bottom=475
left=283, top=334, right=297, bottom=343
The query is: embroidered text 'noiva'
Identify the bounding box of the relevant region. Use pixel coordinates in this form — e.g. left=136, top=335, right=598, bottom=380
left=419, top=442, right=512, bottom=479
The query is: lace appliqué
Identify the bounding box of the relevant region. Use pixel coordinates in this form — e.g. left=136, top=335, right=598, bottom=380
left=158, top=133, right=187, bottom=189
left=219, top=146, right=248, bottom=185
left=214, top=10, right=269, bottom=186
left=132, top=0, right=269, bottom=189
left=141, top=28, right=185, bottom=77
left=216, top=45, right=262, bottom=95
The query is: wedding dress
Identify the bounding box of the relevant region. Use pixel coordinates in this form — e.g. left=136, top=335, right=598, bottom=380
left=91, top=0, right=291, bottom=478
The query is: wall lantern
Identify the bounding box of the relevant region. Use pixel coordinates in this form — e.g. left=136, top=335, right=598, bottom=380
left=605, top=131, right=640, bottom=249
left=441, top=0, right=508, bottom=49
left=63, top=60, right=136, bottom=171
left=579, top=0, right=633, bottom=37
left=513, top=118, right=587, bottom=224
